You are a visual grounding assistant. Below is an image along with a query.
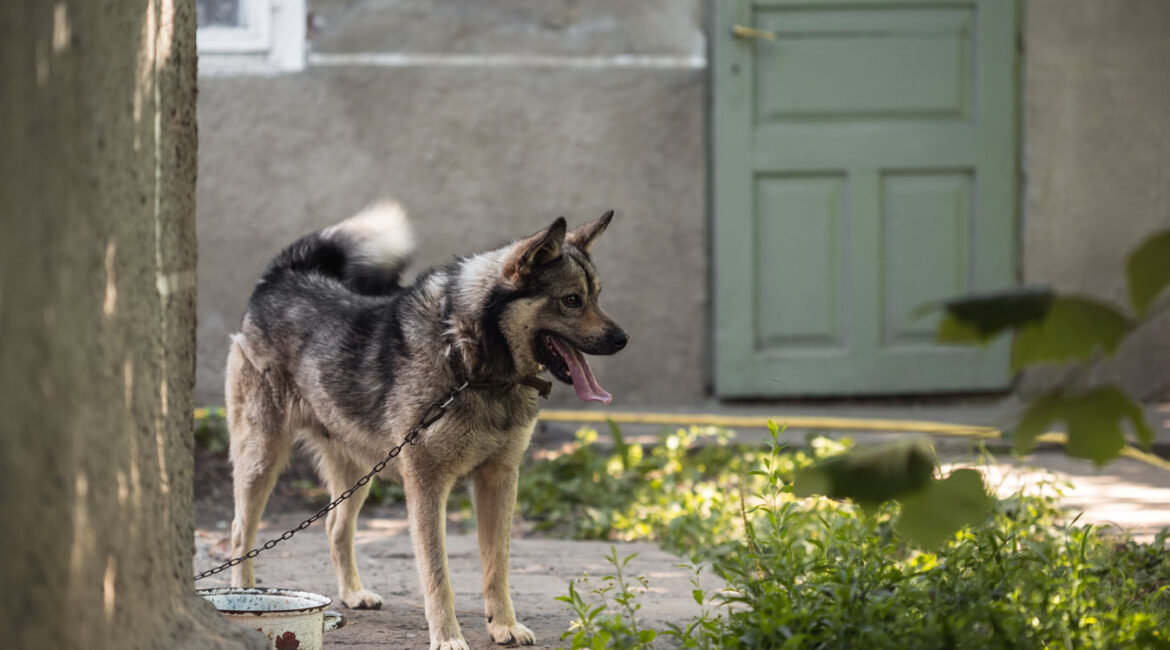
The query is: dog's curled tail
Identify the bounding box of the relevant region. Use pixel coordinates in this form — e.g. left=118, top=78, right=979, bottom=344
left=322, top=200, right=416, bottom=294
left=262, top=200, right=417, bottom=295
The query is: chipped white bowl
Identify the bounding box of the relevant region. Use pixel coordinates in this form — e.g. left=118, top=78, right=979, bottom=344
left=197, top=587, right=345, bottom=650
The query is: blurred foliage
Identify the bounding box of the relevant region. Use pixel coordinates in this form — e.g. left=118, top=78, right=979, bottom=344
left=928, top=228, right=1170, bottom=465
left=791, top=438, right=935, bottom=506
left=193, top=406, right=229, bottom=453
left=1126, top=230, right=1170, bottom=317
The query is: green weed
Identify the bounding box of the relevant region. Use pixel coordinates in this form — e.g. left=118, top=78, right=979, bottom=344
left=558, top=547, right=659, bottom=650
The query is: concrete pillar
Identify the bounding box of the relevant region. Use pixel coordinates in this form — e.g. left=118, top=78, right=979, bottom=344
left=0, top=1, right=263, bottom=648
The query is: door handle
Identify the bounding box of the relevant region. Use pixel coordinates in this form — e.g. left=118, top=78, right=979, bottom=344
left=732, top=24, right=776, bottom=41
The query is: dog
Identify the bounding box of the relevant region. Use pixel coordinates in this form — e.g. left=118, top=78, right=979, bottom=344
left=225, top=203, right=628, bottom=649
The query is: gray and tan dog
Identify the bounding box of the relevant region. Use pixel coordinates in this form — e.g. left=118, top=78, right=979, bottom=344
left=225, top=204, right=627, bottom=649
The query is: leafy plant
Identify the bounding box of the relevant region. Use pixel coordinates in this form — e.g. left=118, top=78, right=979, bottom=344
left=558, top=547, right=658, bottom=650
left=551, top=423, right=1170, bottom=648
left=927, top=228, right=1170, bottom=465
left=660, top=563, right=728, bottom=649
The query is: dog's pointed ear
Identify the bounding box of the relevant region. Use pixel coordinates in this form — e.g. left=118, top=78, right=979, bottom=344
left=504, top=217, right=567, bottom=280
left=566, top=210, right=614, bottom=254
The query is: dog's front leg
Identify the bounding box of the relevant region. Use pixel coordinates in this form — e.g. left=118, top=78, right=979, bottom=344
left=473, top=463, right=535, bottom=646
left=404, top=473, right=467, bottom=650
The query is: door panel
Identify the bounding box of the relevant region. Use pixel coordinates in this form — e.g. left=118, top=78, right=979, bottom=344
left=755, top=175, right=847, bottom=351
left=714, top=0, right=1018, bottom=397
left=882, top=171, right=971, bottom=346
left=754, top=7, right=974, bottom=122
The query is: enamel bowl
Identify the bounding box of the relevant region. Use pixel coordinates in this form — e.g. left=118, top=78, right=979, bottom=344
left=197, top=587, right=345, bottom=650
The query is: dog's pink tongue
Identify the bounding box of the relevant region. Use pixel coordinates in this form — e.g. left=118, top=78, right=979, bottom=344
left=549, top=337, right=612, bottom=404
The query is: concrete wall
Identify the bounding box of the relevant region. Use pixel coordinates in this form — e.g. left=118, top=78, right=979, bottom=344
left=1022, top=0, right=1170, bottom=399
left=196, top=0, right=1170, bottom=406
left=196, top=0, right=708, bottom=408
left=0, top=1, right=261, bottom=648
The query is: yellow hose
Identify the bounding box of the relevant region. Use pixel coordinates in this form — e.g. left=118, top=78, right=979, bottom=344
left=539, top=410, right=1000, bottom=437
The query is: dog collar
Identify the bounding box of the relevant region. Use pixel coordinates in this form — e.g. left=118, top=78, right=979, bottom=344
left=466, top=375, right=552, bottom=399
left=446, top=347, right=553, bottom=399
left=517, top=375, right=553, bottom=398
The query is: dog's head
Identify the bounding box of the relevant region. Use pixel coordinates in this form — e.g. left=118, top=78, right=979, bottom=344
left=493, top=211, right=628, bottom=403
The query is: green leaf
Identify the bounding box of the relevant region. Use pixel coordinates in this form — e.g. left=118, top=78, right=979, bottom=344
left=936, top=312, right=991, bottom=343
left=608, top=418, right=630, bottom=472
left=895, top=469, right=990, bottom=548
left=932, top=288, right=1055, bottom=343
left=1126, top=229, right=1170, bottom=317
left=1012, top=386, right=1154, bottom=464
left=1013, top=394, right=1063, bottom=455
left=792, top=439, right=935, bottom=505
left=638, top=629, right=658, bottom=643
left=1011, top=297, right=1133, bottom=370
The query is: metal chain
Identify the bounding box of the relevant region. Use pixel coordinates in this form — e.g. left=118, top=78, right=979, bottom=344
left=194, top=381, right=470, bottom=582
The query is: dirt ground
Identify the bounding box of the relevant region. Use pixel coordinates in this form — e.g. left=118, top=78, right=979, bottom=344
left=192, top=420, right=1170, bottom=649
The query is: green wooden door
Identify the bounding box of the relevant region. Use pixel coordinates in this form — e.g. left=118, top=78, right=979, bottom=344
left=713, top=0, right=1018, bottom=397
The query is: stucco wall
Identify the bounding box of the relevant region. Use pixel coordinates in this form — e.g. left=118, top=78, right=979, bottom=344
left=196, top=0, right=1169, bottom=406
left=196, top=0, right=708, bottom=408
left=1023, top=0, right=1170, bottom=399
left=0, top=1, right=261, bottom=647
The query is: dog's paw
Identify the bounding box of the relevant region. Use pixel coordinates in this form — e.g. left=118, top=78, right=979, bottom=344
left=430, top=639, right=470, bottom=650
left=487, top=619, right=536, bottom=646
left=340, top=588, right=384, bottom=610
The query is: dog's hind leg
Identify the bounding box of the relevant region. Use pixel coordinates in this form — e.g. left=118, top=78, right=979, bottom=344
left=472, top=462, right=535, bottom=646
left=225, top=341, right=292, bottom=588
left=317, top=446, right=383, bottom=609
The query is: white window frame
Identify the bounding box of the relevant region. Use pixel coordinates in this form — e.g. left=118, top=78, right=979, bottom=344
left=197, top=0, right=305, bottom=74
left=196, top=0, right=270, bottom=53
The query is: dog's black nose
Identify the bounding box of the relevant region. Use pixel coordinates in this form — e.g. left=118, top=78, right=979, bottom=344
left=609, top=329, right=629, bottom=351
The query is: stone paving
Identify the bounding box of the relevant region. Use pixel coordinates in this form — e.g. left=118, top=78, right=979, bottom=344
left=194, top=512, right=722, bottom=649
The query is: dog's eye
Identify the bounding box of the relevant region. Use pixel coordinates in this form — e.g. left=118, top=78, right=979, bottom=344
left=561, top=294, right=582, bottom=308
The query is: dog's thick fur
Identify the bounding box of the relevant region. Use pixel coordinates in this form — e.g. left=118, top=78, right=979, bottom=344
left=226, top=203, right=627, bottom=649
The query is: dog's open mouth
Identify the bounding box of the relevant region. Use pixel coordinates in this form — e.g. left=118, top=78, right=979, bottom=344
left=537, top=332, right=612, bottom=404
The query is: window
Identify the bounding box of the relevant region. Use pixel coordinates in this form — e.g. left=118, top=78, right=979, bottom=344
left=196, top=0, right=305, bottom=73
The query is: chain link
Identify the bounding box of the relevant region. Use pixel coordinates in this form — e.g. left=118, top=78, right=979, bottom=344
left=194, top=381, right=469, bottom=581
